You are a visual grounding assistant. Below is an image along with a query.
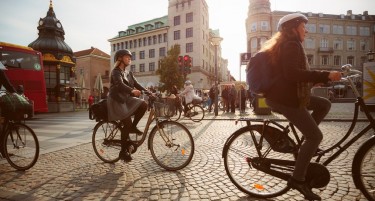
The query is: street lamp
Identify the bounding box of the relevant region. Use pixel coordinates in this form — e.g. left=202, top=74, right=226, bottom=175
left=210, top=36, right=223, bottom=116
left=367, top=50, right=375, bottom=62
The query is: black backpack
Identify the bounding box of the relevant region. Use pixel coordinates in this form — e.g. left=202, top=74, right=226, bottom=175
left=246, top=52, right=279, bottom=96
left=89, top=99, right=108, bottom=122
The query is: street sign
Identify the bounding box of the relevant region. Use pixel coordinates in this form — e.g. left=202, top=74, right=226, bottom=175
left=240, top=52, right=251, bottom=65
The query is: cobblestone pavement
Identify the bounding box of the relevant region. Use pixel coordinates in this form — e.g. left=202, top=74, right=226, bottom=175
left=0, top=103, right=373, bottom=201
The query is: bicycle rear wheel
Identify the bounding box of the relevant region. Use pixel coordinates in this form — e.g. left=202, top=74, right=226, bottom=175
left=149, top=120, right=194, bottom=171
left=352, top=137, right=375, bottom=201
left=92, top=121, right=121, bottom=163
left=4, top=122, right=39, bottom=171
left=188, top=105, right=204, bottom=122
left=223, top=125, right=293, bottom=198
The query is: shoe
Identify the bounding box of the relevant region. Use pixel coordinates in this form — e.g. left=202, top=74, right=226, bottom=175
left=287, top=177, right=321, bottom=200
left=130, top=126, right=143, bottom=135
left=119, top=150, right=132, bottom=162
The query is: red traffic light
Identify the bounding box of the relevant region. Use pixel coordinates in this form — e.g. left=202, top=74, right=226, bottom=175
left=184, top=55, right=189, bottom=61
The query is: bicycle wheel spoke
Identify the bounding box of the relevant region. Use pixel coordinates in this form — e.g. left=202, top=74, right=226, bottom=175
left=149, top=121, right=194, bottom=171
left=5, top=123, right=39, bottom=170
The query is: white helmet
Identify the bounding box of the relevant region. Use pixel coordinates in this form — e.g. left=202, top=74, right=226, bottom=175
left=185, top=80, right=192, bottom=85
left=277, top=13, right=308, bottom=31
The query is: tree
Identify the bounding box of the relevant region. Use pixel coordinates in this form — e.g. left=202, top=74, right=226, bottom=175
left=157, top=45, right=185, bottom=93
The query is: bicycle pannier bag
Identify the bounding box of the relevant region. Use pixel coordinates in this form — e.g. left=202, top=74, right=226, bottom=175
left=0, top=92, right=32, bottom=120
left=89, top=99, right=108, bottom=121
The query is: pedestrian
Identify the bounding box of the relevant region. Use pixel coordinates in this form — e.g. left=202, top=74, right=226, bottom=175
left=238, top=84, right=247, bottom=113
left=263, top=13, right=341, bottom=200
left=229, top=84, right=237, bottom=113
left=208, top=84, right=216, bottom=112
left=107, top=49, right=149, bottom=162
left=88, top=95, right=94, bottom=107
left=221, top=86, right=229, bottom=112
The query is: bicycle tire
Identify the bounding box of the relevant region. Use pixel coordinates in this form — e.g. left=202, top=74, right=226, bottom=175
left=222, top=125, right=293, bottom=198
left=168, top=105, right=182, bottom=122
left=188, top=105, right=204, bottom=122
left=4, top=122, right=39, bottom=171
left=149, top=120, right=194, bottom=171
left=352, top=136, right=375, bottom=201
left=92, top=121, right=121, bottom=163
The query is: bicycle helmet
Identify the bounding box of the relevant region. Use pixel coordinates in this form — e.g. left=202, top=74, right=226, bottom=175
left=114, top=49, right=132, bottom=62
left=185, top=80, right=192, bottom=85
left=277, top=13, right=308, bottom=31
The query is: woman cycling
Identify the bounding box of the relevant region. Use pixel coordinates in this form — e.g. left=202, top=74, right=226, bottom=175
left=107, top=49, right=148, bottom=162
left=262, top=13, right=341, bottom=200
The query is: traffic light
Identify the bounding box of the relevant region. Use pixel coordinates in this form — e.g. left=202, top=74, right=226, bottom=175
left=186, top=56, right=192, bottom=74
left=178, top=56, right=184, bottom=74
left=183, top=55, right=189, bottom=67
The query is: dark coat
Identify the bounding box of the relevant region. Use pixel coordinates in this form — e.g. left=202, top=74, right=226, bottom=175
left=266, top=39, right=330, bottom=108
left=107, top=67, right=147, bottom=121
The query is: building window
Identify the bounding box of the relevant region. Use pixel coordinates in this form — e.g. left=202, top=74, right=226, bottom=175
left=129, top=41, right=133, bottom=49
left=174, top=16, right=180, bottom=26
left=359, top=27, right=370, bottom=36
left=333, top=55, right=341, bottom=66
left=306, top=24, right=316, bottom=33
left=158, top=34, right=162, bottom=43
left=140, top=64, right=145, bottom=72
left=153, top=36, right=157, bottom=44
left=130, top=65, right=136, bottom=72
left=307, top=54, right=314, bottom=65
left=347, top=56, right=354, bottom=65
left=132, top=52, right=136, bottom=60
left=333, top=39, right=343, bottom=50
left=174, top=30, right=180, bottom=40
left=360, top=40, right=368, bottom=51
left=143, top=37, right=147, bottom=46
left=305, top=38, right=315, bottom=49
left=320, top=39, right=329, bottom=48
left=251, top=38, right=257, bottom=49
left=186, top=12, right=193, bottom=23
left=251, top=22, right=257, bottom=32
left=149, top=49, right=155, bottom=58
left=260, top=21, right=269, bottom=31
left=186, top=27, right=193, bottom=38
left=149, top=62, right=155, bottom=71
left=186, top=43, right=193, bottom=52
left=346, top=26, right=357, bottom=35
left=333, top=25, right=344, bottom=34
left=148, top=37, right=152, bottom=45
left=347, top=40, right=356, bottom=51
left=319, top=24, right=330, bottom=34
left=140, top=51, right=145, bottom=59
left=163, top=33, right=168, bottom=42
left=138, top=39, right=142, bottom=47
left=44, top=65, right=56, bottom=101
left=159, top=47, right=166, bottom=57
left=321, top=55, right=329, bottom=65
left=125, top=41, right=128, bottom=49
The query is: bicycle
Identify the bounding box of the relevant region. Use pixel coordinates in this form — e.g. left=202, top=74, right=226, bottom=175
left=222, top=65, right=375, bottom=201
left=91, top=91, right=194, bottom=171
left=168, top=95, right=205, bottom=122
left=0, top=116, right=39, bottom=171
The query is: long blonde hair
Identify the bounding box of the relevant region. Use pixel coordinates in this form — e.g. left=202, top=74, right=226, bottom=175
left=259, top=25, right=301, bottom=66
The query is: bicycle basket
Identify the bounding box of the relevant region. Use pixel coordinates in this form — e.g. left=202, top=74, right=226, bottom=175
left=154, top=99, right=176, bottom=118
left=0, top=91, right=32, bottom=120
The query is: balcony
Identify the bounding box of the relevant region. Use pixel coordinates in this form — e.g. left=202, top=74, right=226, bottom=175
left=318, top=47, right=334, bottom=53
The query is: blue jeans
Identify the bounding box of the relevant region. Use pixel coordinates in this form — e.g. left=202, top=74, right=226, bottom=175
left=266, top=96, right=331, bottom=181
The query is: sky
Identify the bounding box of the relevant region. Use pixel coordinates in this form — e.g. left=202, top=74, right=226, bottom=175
left=1, top=0, right=374, bottom=81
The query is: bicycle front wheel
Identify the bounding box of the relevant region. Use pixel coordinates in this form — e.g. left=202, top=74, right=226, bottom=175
left=352, top=137, right=375, bottom=201
left=4, top=122, right=39, bottom=171
left=223, top=125, right=292, bottom=198
left=149, top=120, right=194, bottom=171
left=92, top=121, right=121, bottom=163
left=188, top=105, right=204, bottom=122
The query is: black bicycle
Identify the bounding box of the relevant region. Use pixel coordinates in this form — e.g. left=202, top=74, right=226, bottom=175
left=168, top=95, right=205, bottom=122
left=222, top=65, right=374, bottom=201
left=92, top=92, right=194, bottom=171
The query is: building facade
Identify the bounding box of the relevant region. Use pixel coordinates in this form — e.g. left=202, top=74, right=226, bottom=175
left=108, top=0, right=229, bottom=91
left=246, top=0, right=375, bottom=71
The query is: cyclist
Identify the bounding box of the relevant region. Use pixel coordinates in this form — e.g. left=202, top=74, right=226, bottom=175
left=107, top=49, right=148, bottom=162
left=0, top=62, right=16, bottom=158
left=179, top=80, right=196, bottom=116
left=262, top=13, right=341, bottom=200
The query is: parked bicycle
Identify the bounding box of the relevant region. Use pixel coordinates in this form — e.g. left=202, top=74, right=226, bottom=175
left=92, top=91, right=194, bottom=171
left=222, top=65, right=374, bottom=201
left=168, top=95, right=205, bottom=122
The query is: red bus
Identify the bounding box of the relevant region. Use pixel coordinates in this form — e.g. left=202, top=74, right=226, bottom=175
left=0, top=42, right=48, bottom=113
